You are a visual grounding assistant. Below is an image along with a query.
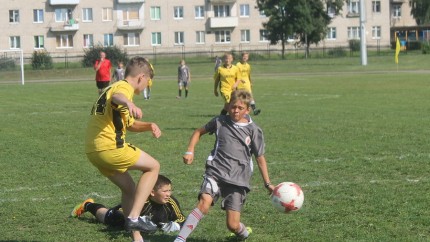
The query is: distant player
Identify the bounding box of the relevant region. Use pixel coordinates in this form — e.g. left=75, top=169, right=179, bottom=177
left=214, top=53, right=241, bottom=115
left=94, top=51, right=112, bottom=95
left=236, top=52, right=261, bottom=115
left=177, top=59, right=191, bottom=98
left=111, top=61, right=125, bottom=83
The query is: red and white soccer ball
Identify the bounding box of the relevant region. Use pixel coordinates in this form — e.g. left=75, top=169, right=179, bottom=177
left=270, top=182, right=304, bottom=213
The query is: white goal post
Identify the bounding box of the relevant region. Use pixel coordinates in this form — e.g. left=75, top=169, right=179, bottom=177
left=0, top=49, right=25, bottom=85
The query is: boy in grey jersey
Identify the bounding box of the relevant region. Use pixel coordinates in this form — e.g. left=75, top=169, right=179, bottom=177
left=174, top=90, right=275, bottom=242
left=177, top=59, right=191, bottom=98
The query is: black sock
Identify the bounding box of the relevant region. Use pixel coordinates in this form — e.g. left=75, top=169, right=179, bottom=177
left=185, top=90, right=188, bottom=97
left=179, top=90, right=182, bottom=97
left=251, top=104, right=256, bottom=110
left=85, top=202, right=106, bottom=217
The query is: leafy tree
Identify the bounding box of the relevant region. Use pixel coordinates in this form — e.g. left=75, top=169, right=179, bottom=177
left=257, top=0, right=344, bottom=59
left=81, top=45, right=129, bottom=68
left=410, top=0, right=430, bottom=25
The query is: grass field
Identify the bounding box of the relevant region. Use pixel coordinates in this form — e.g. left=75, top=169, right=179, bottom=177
left=1, top=54, right=430, bottom=241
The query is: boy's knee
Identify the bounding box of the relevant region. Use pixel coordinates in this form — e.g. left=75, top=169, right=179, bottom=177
left=226, top=221, right=240, bottom=232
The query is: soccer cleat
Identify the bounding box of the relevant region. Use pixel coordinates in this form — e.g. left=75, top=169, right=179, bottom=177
left=71, top=198, right=94, bottom=218
left=253, top=109, right=261, bottom=115
left=125, top=217, right=158, bottom=233
left=228, top=227, right=252, bottom=241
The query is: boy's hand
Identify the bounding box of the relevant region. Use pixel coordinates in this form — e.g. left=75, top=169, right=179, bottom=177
left=183, top=151, right=194, bottom=164
left=151, top=123, right=161, bottom=138
left=160, top=222, right=180, bottom=233
left=126, top=102, right=142, bottom=119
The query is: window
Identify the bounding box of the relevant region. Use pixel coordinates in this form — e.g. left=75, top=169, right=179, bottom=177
left=240, top=4, right=250, bottom=17
left=195, top=6, right=204, bottom=19
left=393, top=5, right=401, bottom=17
left=150, top=6, right=161, bottom=20
left=102, top=8, right=113, bottom=21
left=327, top=4, right=336, bottom=18
left=55, top=8, right=70, bottom=22
left=34, top=35, right=44, bottom=49
left=123, top=8, right=139, bottom=23
left=82, top=8, right=93, bottom=22
left=174, top=32, right=184, bottom=45
left=83, top=34, right=93, bottom=48
left=56, top=34, right=73, bottom=48
left=215, top=30, right=231, bottom=43
left=372, top=1, right=381, bottom=13
left=347, top=0, right=359, bottom=14
left=214, top=5, right=230, bottom=17
left=259, top=29, right=268, bottom=41
left=33, top=9, right=44, bottom=23
left=174, top=6, right=183, bottom=19
left=241, top=30, right=250, bottom=42
left=151, top=32, right=161, bottom=45
left=259, top=10, right=266, bottom=17
left=326, top=27, right=336, bottom=40
left=372, top=26, right=381, bottom=39
left=347, top=27, right=360, bottom=39
left=104, top=34, right=114, bottom=47
left=10, top=36, right=21, bottom=49
left=124, top=33, right=140, bottom=46
left=9, top=10, right=19, bottom=23
left=196, top=31, right=205, bottom=44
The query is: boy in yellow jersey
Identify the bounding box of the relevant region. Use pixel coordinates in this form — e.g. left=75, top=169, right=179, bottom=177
left=85, top=57, right=160, bottom=242
left=236, top=52, right=261, bottom=115
left=214, top=53, right=241, bottom=115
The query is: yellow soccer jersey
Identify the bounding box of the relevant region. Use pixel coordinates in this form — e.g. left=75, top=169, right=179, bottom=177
left=85, top=80, right=135, bottom=153
left=236, top=61, right=252, bottom=92
left=214, top=65, right=241, bottom=94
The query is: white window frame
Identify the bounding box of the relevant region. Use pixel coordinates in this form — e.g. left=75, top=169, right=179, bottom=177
left=371, top=26, right=381, bottom=39
left=327, top=5, right=336, bottom=18
left=9, top=10, right=20, bottom=23
left=215, top=30, right=231, bottom=43
left=55, top=8, right=70, bottom=22
left=326, top=27, right=336, bottom=40
left=240, top=4, right=250, bottom=17
left=241, top=29, right=250, bottom=42
left=347, top=26, right=360, bottom=39
left=347, top=0, right=359, bottom=14
left=83, top=34, right=93, bottom=48
left=196, top=31, right=205, bottom=44
left=259, top=29, right=268, bottom=42
left=104, top=33, right=114, bottom=47
left=174, top=31, right=184, bottom=45
left=10, top=36, right=21, bottom=49
left=56, top=34, right=73, bottom=48
left=214, top=5, right=230, bottom=17
left=150, top=6, right=161, bottom=20
left=151, top=32, right=161, bottom=45
left=102, top=8, right=113, bottom=21
left=393, top=5, right=401, bottom=18
left=33, top=9, right=44, bottom=23
left=174, top=6, right=183, bottom=19
left=34, top=35, right=44, bottom=49
left=82, top=8, right=93, bottom=22
left=372, top=1, right=381, bottom=13
left=124, top=32, right=140, bottom=46
left=123, top=8, right=139, bottom=21
left=195, top=6, right=204, bottom=19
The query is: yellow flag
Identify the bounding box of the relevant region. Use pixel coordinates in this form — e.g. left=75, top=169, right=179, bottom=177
left=395, top=37, right=400, bottom=64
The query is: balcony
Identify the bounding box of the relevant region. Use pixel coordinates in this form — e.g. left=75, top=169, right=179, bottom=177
left=50, top=20, right=79, bottom=32
left=208, top=0, right=236, bottom=3
left=117, top=0, right=144, bottom=3
left=49, top=0, right=79, bottom=5
left=390, top=0, right=404, bottom=2
left=209, top=17, right=238, bottom=28
left=117, top=20, right=144, bottom=30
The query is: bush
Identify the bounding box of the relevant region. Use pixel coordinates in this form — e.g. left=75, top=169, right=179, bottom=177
left=349, top=39, right=360, bottom=52
left=0, top=56, right=16, bottom=71
left=327, top=47, right=347, bottom=57
left=31, top=50, right=53, bottom=70
left=82, top=45, right=129, bottom=68
left=422, top=42, right=430, bottom=54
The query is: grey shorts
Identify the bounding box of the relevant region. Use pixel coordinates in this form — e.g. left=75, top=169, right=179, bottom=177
left=198, top=175, right=247, bottom=212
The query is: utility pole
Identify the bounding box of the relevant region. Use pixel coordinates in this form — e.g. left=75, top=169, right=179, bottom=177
left=360, top=0, right=368, bottom=66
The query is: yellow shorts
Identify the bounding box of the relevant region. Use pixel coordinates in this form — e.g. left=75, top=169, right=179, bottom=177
left=220, top=88, right=233, bottom=104
left=238, top=81, right=252, bottom=93
left=86, top=143, right=141, bottom=177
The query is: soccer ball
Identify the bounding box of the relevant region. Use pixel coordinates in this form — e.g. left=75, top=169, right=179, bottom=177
left=270, top=182, right=304, bottom=213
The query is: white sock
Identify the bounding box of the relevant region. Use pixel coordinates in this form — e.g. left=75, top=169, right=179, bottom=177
left=175, top=208, right=204, bottom=241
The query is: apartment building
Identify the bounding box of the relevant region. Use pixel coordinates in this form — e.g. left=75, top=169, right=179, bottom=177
left=0, top=0, right=418, bottom=58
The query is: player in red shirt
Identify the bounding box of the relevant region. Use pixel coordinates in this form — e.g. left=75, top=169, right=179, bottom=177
left=94, top=51, right=112, bottom=95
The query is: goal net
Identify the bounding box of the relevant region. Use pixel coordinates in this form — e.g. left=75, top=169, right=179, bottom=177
left=0, top=50, right=24, bottom=85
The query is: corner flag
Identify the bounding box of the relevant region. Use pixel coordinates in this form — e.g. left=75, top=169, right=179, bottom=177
left=395, top=37, right=400, bottom=64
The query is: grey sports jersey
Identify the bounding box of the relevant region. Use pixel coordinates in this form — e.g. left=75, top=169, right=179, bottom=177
left=178, top=65, right=190, bottom=82
left=204, top=114, right=265, bottom=191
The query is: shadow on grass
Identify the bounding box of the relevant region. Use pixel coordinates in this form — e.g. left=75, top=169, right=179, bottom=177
left=100, top=227, right=212, bottom=242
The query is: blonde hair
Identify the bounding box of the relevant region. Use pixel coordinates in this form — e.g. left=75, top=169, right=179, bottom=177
left=230, top=90, right=253, bottom=108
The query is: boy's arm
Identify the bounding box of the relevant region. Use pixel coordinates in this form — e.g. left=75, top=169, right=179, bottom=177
left=183, top=127, right=207, bottom=164
left=213, top=73, right=220, bottom=96
left=256, top=155, right=275, bottom=193
left=127, top=121, right=161, bottom=138
left=112, top=93, right=142, bottom=119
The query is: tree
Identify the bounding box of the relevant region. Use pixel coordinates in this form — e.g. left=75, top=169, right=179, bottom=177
left=257, top=0, right=344, bottom=59
left=410, top=0, right=430, bottom=25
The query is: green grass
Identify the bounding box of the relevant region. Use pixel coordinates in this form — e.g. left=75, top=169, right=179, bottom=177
left=1, top=55, right=430, bottom=241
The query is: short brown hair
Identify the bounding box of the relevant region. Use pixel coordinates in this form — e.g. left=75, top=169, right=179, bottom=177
left=124, top=57, right=154, bottom=79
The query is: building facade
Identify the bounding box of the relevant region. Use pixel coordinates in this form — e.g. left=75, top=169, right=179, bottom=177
left=0, top=0, right=418, bottom=58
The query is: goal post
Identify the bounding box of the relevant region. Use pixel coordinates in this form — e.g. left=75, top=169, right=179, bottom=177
left=0, top=49, right=25, bottom=85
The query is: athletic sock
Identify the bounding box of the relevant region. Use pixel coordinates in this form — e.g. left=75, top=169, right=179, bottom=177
left=185, top=90, right=188, bottom=97
left=175, top=208, right=204, bottom=241
left=85, top=202, right=106, bottom=217
left=179, top=90, right=182, bottom=97
left=236, top=223, right=249, bottom=239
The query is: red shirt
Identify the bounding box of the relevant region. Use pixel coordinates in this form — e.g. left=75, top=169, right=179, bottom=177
left=94, top=59, right=112, bottom=82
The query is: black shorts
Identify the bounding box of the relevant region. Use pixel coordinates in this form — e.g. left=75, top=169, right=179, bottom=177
left=96, top=81, right=110, bottom=89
